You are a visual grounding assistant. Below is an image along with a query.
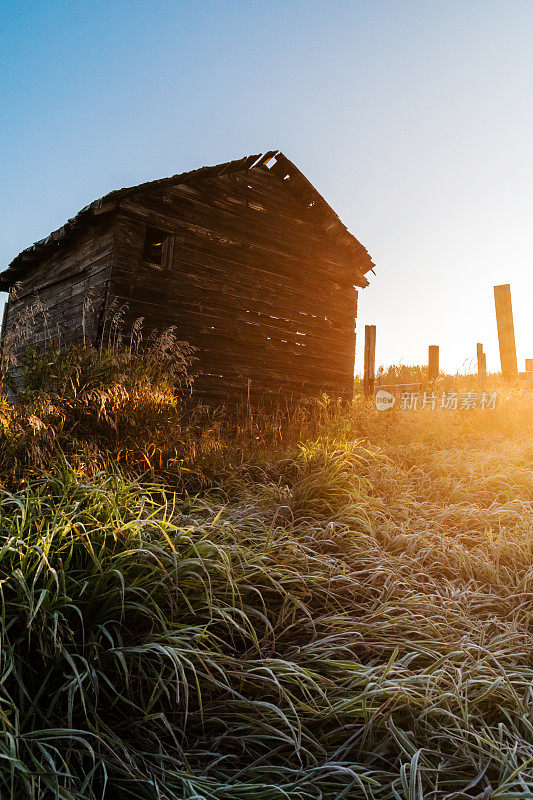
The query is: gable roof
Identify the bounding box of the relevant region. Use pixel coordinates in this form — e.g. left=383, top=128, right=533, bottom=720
left=0, top=151, right=374, bottom=291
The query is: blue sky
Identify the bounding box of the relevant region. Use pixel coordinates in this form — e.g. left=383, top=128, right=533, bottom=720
left=1, top=0, right=531, bottom=373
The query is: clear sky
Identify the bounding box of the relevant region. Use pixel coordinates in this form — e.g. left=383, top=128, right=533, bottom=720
left=1, top=0, right=531, bottom=374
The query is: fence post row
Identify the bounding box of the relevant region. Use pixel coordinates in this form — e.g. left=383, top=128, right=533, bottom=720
left=363, top=284, right=523, bottom=398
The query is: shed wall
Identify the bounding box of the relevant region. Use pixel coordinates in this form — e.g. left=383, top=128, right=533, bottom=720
left=2, top=222, right=113, bottom=361
left=110, top=166, right=358, bottom=402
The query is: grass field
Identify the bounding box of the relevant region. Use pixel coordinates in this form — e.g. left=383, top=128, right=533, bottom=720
left=0, top=344, right=532, bottom=799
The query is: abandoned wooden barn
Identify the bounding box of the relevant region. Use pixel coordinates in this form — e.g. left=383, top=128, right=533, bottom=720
left=0, top=151, right=374, bottom=402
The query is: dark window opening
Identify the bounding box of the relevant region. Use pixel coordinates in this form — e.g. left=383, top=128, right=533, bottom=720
left=143, top=226, right=171, bottom=267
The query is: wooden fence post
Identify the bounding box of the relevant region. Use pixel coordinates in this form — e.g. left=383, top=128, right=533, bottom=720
left=363, top=325, right=376, bottom=398
left=494, top=284, right=518, bottom=378
left=428, top=345, right=439, bottom=381
left=477, top=342, right=486, bottom=386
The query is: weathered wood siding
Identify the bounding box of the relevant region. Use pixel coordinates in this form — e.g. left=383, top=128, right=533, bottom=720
left=2, top=221, right=113, bottom=357
left=110, top=166, right=358, bottom=402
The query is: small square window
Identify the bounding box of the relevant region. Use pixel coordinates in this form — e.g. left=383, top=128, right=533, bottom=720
left=143, top=226, right=172, bottom=267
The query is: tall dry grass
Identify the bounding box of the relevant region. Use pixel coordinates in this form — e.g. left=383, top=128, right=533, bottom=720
left=0, top=341, right=531, bottom=799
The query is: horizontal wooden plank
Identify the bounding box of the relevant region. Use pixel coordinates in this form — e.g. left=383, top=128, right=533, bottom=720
left=110, top=277, right=355, bottom=341
left=113, top=213, right=357, bottom=322
left=114, top=204, right=353, bottom=283
left=111, top=251, right=354, bottom=329
left=111, top=305, right=354, bottom=379
left=117, top=196, right=357, bottom=285
left=191, top=374, right=352, bottom=402
left=111, top=298, right=356, bottom=363
left=17, top=225, right=113, bottom=294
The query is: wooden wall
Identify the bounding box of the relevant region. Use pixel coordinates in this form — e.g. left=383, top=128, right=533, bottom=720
left=110, top=165, right=358, bottom=403
left=2, top=165, right=361, bottom=404
left=2, top=221, right=113, bottom=358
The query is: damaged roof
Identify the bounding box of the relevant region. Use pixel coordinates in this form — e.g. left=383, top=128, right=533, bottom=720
left=0, top=151, right=374, bottom=291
